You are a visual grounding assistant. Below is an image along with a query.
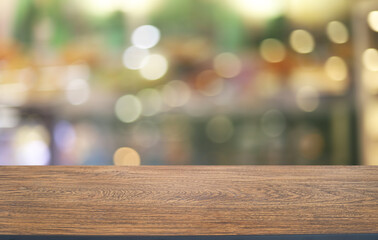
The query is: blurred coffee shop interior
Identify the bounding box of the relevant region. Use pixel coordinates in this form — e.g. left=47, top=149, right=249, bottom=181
left=0, top=0, right=378, bottom=166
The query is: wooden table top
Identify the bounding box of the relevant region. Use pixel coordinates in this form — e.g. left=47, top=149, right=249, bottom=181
left=0, top=166, right=377, bottom=236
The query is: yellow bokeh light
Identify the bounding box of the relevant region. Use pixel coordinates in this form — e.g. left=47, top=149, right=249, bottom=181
left=289, top=29, right=315, bottom=54
left=326, top=21, right=349, bottom=44
left=139, top=54, right=168, bottom=80
left=113, top=147, right=141, bottom=166
left=260, top=38, right=286, bottom=63
left=324, top=56, right=348, bottom=81
left=362, top=48, right=378, bottom=72
left=367, top=11, right=378, bottom=32
left=213, top=53, right=242, bottom=78
left=363, top=70, right=378, bottom=95
left=296, top=86, right=319, bottom=112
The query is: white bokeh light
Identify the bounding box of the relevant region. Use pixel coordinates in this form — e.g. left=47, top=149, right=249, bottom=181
left=122, top=46, right=149, bottom=70
left=65, top=78, right=90, bottom=105
left=131, top=25, right=160, bottom=49
left=16, top=140, right=50, bottom=165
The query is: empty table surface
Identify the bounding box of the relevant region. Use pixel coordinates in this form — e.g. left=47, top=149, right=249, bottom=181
left=0, top=166, right=377, bottom=235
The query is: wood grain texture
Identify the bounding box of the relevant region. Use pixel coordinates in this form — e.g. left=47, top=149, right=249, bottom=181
left=0, top=166, right=377, bottom=236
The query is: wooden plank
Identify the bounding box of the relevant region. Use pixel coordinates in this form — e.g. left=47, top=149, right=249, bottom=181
left=0, top=166, right=377, bottom=236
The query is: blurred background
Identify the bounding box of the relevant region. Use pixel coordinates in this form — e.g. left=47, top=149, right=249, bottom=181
left=0, top=0, right=377, bottom=165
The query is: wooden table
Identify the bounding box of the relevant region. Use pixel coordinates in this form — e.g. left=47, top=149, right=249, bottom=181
left=0, top=166, right=377, bottom=236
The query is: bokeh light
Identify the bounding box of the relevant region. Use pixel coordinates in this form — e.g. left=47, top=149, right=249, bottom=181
left=362, top=48, right=378, bottom=72
left=139, top=54, right=168, bottom=80
left=113, top=147, right=141, bottom=166
left=326, top=21, right=349, bottom=44
left=324, top=56, right=348, bottom=81
left=64, top=64, right=91, bottom=87
left=296, top=86, right=319, bottom=112
left=54, top=120, right=76, bottom=152
left=16, top=140, right=50, bottom=165
left=13, top=125, right=50, bottom=165
left=289, top=29, right=315, bottom=54
left=367, top=11, right=378, bottom=32
left=260, top=38, right=286, bottom=63
left=65, top=78, right=90, bottom=105
left=206, top=115, right=234, bottom=143
left=115, top=95, right=142, bottom=123
left=122, top=46, right=149, bottom=70
left=131, top=25, right=161, bottom=49
left=213, top=53, right=242, bottom=78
